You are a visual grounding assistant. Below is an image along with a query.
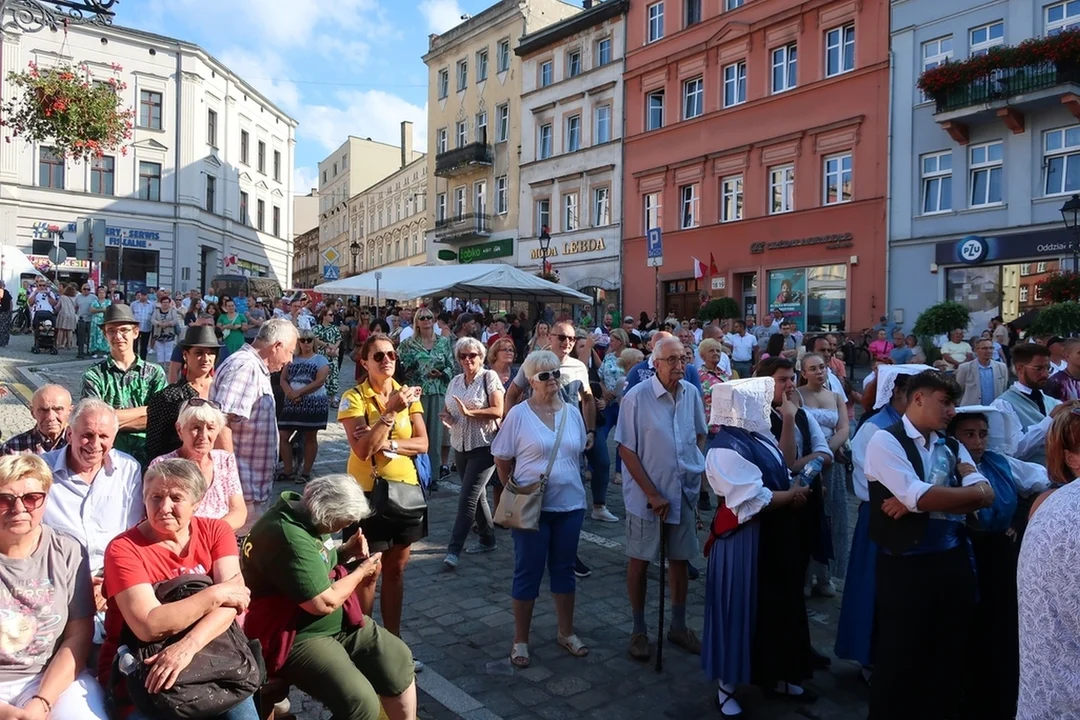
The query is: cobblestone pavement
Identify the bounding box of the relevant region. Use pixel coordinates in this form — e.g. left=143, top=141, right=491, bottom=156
left=1, top=335, right=871, bottom=720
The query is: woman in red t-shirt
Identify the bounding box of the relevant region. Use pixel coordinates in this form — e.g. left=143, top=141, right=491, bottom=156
left=99, top=458, right=255, bottom=719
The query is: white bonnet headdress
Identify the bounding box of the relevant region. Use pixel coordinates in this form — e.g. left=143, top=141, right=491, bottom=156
left=953, top=405, right=1019, bottom=456
left=711, top=377, right=775, bottom=434
left=874, top=364, right=935, bottom=410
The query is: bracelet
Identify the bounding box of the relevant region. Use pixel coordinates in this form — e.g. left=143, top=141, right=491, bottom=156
left=31, top=696, right=51, bottom=713
left=380, top=413, right=395, bottom=427
left=978, top=483, right=990, bottom=506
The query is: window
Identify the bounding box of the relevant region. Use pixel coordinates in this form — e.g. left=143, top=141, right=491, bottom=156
left=595, top=105, right=612, bottom=144
left=540, top=61, right=553, bottom=87
left=138, top=90, right=162, bottom=129
left=273, top=150, right=281, bottom=182
left=647, top=2, right=664, bottom=43
left=437, top=69, right=449, bottom=99
left=823, top=153, right=853, bottom=205
left=772, top=44, right=797, bottom=93
left=921, top=36, right=953, bottom=101
left=921, top=151, right=953, bottom=213
left=1045, top=126, right=1080, bottom=195
left=725, top=0, right=743, bottom=8
left=497, top=39, right=511, bottom=72
left=38, top=147, right=63, bottom=188
left=240, top=191, right=249, bottom=223
left=1020, top=285, right=1029, bottom=302
left=138, top=161, right=162, bottom=201
left=566, top=115, right=581, bottom=152
left=436, top=192, right=447, bottom=221
left=476, top=112, right=488, bottom=143
left=256, top=199, right=265, bottom=231
left=683, top=76, right=704, bottom=119
left=644, top=192, right=661, bottom=229
left=596, top=38, right=612, bottom=66
left=342, top=154, right=348, bottom=169
left=646, top=90, right=664, bottom=130
left=332, top=162, right=338, bottom=177
left=1021, top=263, right=1031, bottom=276
left=537, top=198, right=551, bottom=232
left=90, top=155, right=114, bottom=195
left=474, top=180, right=486, bottom=214
left=321, top=169, right=326, bottom=184
left=456, top=59, right=468, bottom=91
left=723, top=61, right=747, bottom=107
left=563, top=192, right=579, bottom=231
left=257, top=141, right=266, bottom=174
left=456, top=120, right=468, bottom=147
left=477, top=49, right=488, bottom=82
left=1038, top=261, right=1048, bottom=273
left=769, top=165, right=795, bottom=214
left=436, top=128, right=448, bottom=154
left=496, top=104, right=509, bottom=142
left=593, top=186, right=610, bottom=226
left=567, top=50, right=582, bottom=78
left=495, top=175, right=508, bottom=214
left=685, top=0, right=701, bottom=26
left=680, top=184, right=699, bottom=228
left=1047, top=1, right=1080, bottom=34
left=240, top=131, right=249, bottom=165
left=205, top=175, right=216, bottom=212
left=826, top=24, right=856, bottom=76
left=721, top=176, right=743, bottom=222
left=207, top=109, right=218, bottom=146
left=539, top=123, right=553, bottom=159
left=969, top=21, right=1003, bottom=56
left=454, top=186, right=466, bottom=217
left=970, top=141, right=1003, bottom=206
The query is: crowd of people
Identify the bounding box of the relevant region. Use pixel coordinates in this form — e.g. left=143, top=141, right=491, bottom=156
left=0, top=285, right=1078, bottom=720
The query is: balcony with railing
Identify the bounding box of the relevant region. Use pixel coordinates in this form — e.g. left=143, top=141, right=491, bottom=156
left=434, top=142, right=494, bottom=178
left=434, top=212, right=492, bottom=242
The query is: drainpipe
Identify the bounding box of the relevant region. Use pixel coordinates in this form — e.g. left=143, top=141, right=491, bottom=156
left=173, top=41, right=182, bottom=291
left=883, top=48, right=894, bottom=332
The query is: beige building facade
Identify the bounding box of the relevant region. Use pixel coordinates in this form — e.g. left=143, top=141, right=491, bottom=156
left=422, top=0, right=581, bottom=266
left=348, top=148, right=428, bottom=278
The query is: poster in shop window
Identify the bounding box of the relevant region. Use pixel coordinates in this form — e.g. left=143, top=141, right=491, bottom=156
left=768, top=269, right=806, bottom=331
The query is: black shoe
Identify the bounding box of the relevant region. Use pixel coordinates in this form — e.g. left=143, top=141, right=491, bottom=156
left=574, top=558, right=591, bottom=578
left=698, top=492, right=712, bottom=512
left=810, top=645, right=831, bottom=670
left=439, top=464, right=451, bottom=479
left=688, top=562, right=700, bottom=581
left=428, top=479, right=440, bottom=492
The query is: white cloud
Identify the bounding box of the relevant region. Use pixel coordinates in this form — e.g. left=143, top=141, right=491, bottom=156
left=418, top=0, right=465, bottom=34
left=163, top=0, right=379, bottom=48
left=297, top=90, right=428, bottom=154
left=294, top=166, right=319, bottom=194
left=215, top=48, right=301, bottom=114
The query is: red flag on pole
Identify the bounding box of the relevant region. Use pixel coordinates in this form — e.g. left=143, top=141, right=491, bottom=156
left=709, top=253, right=720, bottom=277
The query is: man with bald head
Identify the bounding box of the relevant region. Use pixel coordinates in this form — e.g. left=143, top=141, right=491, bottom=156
left=2, top=384, right=72, bottom=455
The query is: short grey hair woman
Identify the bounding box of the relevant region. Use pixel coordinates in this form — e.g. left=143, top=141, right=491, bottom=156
left=241, top=474, right=419, bottom=720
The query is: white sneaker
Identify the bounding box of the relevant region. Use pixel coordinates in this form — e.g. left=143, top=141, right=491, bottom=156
left=591, top=507, right=619, bottom=523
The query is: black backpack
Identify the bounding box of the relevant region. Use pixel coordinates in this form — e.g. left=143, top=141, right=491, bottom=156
left=113, top=574, right=265, bottom=719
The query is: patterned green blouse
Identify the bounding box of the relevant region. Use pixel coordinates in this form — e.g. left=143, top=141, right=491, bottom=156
left=397, top=334, right=454, bottom=396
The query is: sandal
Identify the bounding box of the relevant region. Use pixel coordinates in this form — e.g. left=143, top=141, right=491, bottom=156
left=275, top=471, right=294, bottom=484
left=557, top=633, right=589, bottom=657
left=298, top=473, right=311, bottom=484
left=510, top=643, right=530, bottom=668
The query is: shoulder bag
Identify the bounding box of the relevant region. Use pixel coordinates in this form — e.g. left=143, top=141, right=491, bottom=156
left=494, top=405, right=568, bottom=531
left=369, top=415, right=428, bottom=527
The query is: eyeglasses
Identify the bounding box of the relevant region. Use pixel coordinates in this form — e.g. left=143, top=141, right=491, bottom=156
left=458, top=352, right=481, bottom=360
left=0, top=492, right=46, bottom=514
left=657, top=356, right=687, bottom=366
left=552, top=334, right=576, bottom=343
left=417, top=315, right=434, bottom=321
left=181, top=398, right=221, bottom=411
left=104, top=326, right=136, bottom=337
left=499, top=347, right=515, bottom=353
left=531, top=369, right=562, bottom=382
left=81, top=287, right=90, bottom=291
left=372, top=350, right=397, bottom=363
left=299, top=338, right=314, bottom=344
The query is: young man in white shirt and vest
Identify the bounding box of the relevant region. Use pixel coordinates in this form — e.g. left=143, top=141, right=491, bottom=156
left=992, top=343, right=1059, bottom=464
left=863, top=370, right=995, bottom=720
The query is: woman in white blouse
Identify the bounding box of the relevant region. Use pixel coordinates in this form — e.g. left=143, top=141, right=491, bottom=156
left=441, top=336, right=504, bottom=569
left=702, top=378, right=814, bottom=717
left=492, top=350, right=588, bottom=670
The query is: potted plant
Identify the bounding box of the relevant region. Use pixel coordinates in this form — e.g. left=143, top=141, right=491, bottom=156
left=1028, top=302, right=1080, bottom=337
left=1, top=60, right=134, bottom=162
left=697, top=297, right=741, bottom=324
left=1038, top=271, right=1080, bottom=303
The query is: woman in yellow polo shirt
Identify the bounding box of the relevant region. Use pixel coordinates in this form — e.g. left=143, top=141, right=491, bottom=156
left=338, top=334, right=428, bottom=652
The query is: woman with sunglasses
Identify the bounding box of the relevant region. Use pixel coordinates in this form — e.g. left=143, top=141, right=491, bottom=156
left=338, top=335, right=428, bottom=666
left=278, top=329, right=331, bottom=483
left=492, top=350, right=589, bottom=668
left=0, top=454, right=110, bottom=718
left=149, top=399, right=247, bottom=530
left=441, top=337, right=504, bottom=569
left=145, top=325, right=221, bottom=461
left=314, top=306, right=342, bottom=404
left=397, top=310, right=454, bottom=482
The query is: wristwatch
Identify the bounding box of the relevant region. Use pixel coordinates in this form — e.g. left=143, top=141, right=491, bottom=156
left=390, top=440, right=399, bottom=453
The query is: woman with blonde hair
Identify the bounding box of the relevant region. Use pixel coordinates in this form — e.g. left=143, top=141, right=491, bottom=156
left=528, top=322, right=551, bottom=353
left=487, top=337, right=518, bottom=390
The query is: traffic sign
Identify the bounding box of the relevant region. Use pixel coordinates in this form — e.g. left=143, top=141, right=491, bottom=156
left=646, top=227, right=663, bottom=267
left=322, top=247, right=341, bottom=265
left=323, top=264, right=339, bottom=280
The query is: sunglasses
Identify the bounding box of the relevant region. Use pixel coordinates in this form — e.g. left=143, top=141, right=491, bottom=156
left=552, top=334, right=576, bottom=343
left=372, top=350, right=397, bottom=363
left=459, top=352, right=481, bottom=360
left=299, top=338, right=314, bottom=343
left=0, top=492, right=46, bottom=514
left=532, top=369, right=562, bottom=382
left=182, top=398, right=221, bottom=410
left=417, top=315, right=434, bottom=321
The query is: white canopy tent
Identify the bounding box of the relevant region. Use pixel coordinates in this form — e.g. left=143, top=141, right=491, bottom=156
left=0, top=245, right=45, bottom=290
left=314, top=264, right=592, bottom=304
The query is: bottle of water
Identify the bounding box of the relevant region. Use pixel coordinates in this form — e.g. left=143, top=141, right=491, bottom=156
left=117, top=645, right=138, bottom=676
left=794, top=456, right=824, bottom=487
left=928, top=441, right=954, bottom=488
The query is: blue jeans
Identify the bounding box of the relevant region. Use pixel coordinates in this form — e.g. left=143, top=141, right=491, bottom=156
left=511, top=509, right=585, bottom=600
left=586, top=415, right=612, bottom=506
left=601, top=401, right=621, bottom=474
left=130, top=696, right=259, bottom=720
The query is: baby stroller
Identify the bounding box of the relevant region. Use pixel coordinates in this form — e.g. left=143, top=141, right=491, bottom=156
left=32, top=317, right=57, bottom=355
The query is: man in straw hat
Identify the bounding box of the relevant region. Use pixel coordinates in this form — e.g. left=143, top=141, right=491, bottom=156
left=80, top=303, right=167, bottom=466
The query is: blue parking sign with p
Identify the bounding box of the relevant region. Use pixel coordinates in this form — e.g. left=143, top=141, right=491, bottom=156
left=647, top=228, right=663, bottom=258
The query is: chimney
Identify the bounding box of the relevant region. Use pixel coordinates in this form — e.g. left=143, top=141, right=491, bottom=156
left=583, top=0, right=593, bottom=7
left=400, top=121, right=413, bottom=168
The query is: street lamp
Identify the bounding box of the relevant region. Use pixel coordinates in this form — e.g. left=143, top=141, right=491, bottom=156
left=538, top=226, right=551, bottom=274
left=1061, top=193, right=1080, bottom=271
left=349, top=240, right=360, bottom=274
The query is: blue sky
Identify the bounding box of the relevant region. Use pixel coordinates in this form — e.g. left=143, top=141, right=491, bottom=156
left=121, top=0, right=498, bottom=193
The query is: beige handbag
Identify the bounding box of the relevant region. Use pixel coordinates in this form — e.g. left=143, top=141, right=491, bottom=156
left=494, top=406, right=568, bottom=531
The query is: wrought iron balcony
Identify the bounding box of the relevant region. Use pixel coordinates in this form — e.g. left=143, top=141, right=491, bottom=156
left=434, top=213, right=492, bottom=242
left=934, top=60, right=1080, bottom=113
left=435, top=142, right=494, bottom=177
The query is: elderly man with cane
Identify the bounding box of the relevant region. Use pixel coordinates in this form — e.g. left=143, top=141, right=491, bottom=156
left=617, top=335, right=707, bottom=662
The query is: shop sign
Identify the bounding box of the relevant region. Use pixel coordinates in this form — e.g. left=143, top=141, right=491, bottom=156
left=750, top=233, right=854, bottom=255
left=106, top=227, right=163, bottom=250
left=27, top=254, right=91, bottom=273
left=935, top=229, right=1073, bottom=265
left=529, top=238, right=607, bottom=260
left=460, top=238, right=513, bottom=264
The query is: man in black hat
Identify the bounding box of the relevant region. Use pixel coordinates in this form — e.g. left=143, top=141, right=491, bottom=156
left=80, top=303, right=167, bottom=466
left=144, top=324, right=221, bottom=460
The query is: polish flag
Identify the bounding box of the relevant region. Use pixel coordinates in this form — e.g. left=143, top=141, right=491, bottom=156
left=692, top=257, right=708, bottom=279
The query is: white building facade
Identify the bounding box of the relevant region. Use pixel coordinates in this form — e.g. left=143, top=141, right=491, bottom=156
left=0, top=24, right=297, bottom=292
left=516, top=0, right=627, bottom=313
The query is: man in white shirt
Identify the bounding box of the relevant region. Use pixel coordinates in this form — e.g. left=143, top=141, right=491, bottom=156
left=130, top=290, right=154, bottom=360
left=395, top=307, right=415, bottom=342
left=863, top=370, right=993, bottom=719
left=991, top=343, right=1059, bottom=464
left=1048, top=336, right=1068, bottom=375
left=939, top=328, right=973, bottom=370
left=723, top=320, right=758, bottom=379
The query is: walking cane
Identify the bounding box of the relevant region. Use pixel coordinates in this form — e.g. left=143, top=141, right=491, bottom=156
left=655, top=520, right=667, bottom=673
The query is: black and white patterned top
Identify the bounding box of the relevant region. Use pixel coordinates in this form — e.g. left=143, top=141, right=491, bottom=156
left=444, top=369, right=502, bottom=453
left=1018, top=479, right=1080, bottom=719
